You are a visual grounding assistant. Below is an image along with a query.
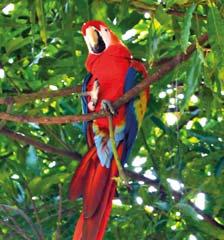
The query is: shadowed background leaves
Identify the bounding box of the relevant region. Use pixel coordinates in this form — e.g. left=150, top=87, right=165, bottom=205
left=0, top=0, right=224, bottom=239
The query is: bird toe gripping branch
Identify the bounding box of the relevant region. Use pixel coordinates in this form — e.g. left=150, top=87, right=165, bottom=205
left=101, top=99, right=116, bottom=115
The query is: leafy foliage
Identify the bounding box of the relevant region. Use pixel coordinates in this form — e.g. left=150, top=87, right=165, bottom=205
left=0, top=0, right=224, bottom=240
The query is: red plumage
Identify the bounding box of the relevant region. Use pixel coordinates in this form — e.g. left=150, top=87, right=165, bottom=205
left=69, top=144, right=123, bottom=240
left=86, top=44, right=131, bottom=130
left=69, top=20, right=149, bottom=240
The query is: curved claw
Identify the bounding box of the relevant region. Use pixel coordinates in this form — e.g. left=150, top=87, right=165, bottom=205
left=101, top=100, right=116, bottom=115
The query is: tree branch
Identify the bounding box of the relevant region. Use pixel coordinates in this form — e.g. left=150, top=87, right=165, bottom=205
left=0, top=128, right=82, bottom=161
left=106, top=0, right=207, bottom=19
left=167, top=9, right=207, bottom=20
left=24, top=183, right=45, bottom=240
left=0, top=204, right=39, bottom=240
left=0, top=85, right=82, bottom=105
left=0, top=206, right=32, bottom=240
left=0, top=220, right=31, bottom=240
left=0, top=34, right=208, bottom=125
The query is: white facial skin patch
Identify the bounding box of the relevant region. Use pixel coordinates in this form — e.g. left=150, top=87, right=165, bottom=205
left=84, top=25, right=111, bottom=55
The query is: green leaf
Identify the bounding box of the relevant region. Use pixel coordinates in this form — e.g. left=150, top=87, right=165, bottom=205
left=188, top=130, right=221, bottom=145
left=76, top=0, right=90, bottom=20
left=91, top=0, right=108, bottom=21
left=208, top=5, right=224, bottom=61
left=150, top=115, right=172, bottom=134
left=155, top=201, right=170, bottom=211
left=118, top=0, right=129, bottom=23
left=181, top=52, right=202, bottom=109
left=177, top=203, right=224, bottom=239
left=26, top=145, right=38, bottom=171
left=214, top=156, right=224, bottom=177
left=28, top=173, right=69, bottom=195
left=155, top=5, right=172, bottom=29
left=208, top=5, right=224, bottom=90
left=35, top=0, right=47, bottom=45
left=180, top=4, right=196, bottom=52
left=6, top=37, right=31, bottom=55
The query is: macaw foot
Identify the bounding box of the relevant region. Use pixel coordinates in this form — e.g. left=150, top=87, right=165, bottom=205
left=112, top=174, right=131, bottom=190
left=112, top=176, right=123, bottom=187
left=101, top=100, right=116, bottom=115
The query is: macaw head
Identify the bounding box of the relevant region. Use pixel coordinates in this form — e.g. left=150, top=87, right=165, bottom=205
left=81, top=20, right=121, bottom=55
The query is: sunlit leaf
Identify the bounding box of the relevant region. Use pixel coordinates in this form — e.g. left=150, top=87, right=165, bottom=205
left=91, top=0, right=107, bottom=20
left=6, top=37, right=32, bottom=55
left=35, top=0, right=47, bottom=45
left=29, top=173, right=70, bottom=195
left=214, top=156, right=224, bottom=177
left=177, top=203, right=224, bottom=239
left=180, top=4, right=196, bottom=52
left=208, top=5, right=224, bottom=61
left=181, top=52, right=202, bottom=109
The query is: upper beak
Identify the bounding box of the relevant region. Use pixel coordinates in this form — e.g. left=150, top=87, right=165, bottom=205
left=86, top=27, right=99, bottom=49
left=85, top=27, right=106, bottom=54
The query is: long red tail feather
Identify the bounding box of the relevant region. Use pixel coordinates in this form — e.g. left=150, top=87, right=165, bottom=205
left=70, top=143, right=123, bottom=240
left=68, top=147, right=97, bottom=200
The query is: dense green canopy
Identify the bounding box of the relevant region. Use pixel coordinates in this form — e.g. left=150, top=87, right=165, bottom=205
left=0, top=0, right=224, bottom=239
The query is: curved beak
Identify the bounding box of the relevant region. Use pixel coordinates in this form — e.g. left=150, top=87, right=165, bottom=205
left=85, top=27, right=106, bottom=54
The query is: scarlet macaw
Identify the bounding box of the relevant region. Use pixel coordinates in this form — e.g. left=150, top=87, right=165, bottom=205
left=69, top=20, right=149, bottom=240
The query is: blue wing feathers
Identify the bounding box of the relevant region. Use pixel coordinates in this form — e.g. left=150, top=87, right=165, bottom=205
left=121, top=67, right=139, bottom=165
left=82, top=68, right=142, bottom=167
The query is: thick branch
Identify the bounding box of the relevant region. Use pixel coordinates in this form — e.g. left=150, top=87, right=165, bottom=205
left=0, top=128, right=82, bottom=161
left=0, top=86, right=82, bottom=105
left=167, top=9, right=207, bottom=20
left=0, top=34, right=208, bottom=125
left=106, top=0, right=207, bottom=19
left=0, top=127, right=157, bottom=185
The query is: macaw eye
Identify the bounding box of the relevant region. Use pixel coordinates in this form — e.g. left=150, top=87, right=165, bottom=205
left=105, top=29, right=108, bottom=32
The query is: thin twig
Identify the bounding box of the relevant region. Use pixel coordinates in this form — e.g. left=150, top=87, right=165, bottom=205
left=0, top=220, right=32, bottom=240
left=25, top=183, right=45, bottom=240
left=0, top=204, right=39, bottom=239
left=40, top=207, right=74, bottom=224
left=176, top=108, right=200, bottom=130
left=56, top=184, right=62, bottom=240
left=43, top=125, right=73, bottom=151
left=1, top=206, right=32, bottom=240
left=0, top=85, right=82, bottom=105
left=167, top=9, right=207, bottom=20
